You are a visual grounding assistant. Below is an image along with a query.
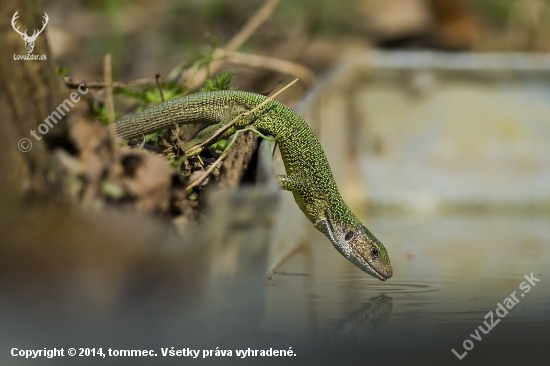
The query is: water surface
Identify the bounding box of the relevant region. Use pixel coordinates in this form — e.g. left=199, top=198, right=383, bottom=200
left=262, top=212, right=550, bottom=364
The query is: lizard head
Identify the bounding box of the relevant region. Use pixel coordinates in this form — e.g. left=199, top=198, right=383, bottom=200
left=320, top=218, right=393, bottom=281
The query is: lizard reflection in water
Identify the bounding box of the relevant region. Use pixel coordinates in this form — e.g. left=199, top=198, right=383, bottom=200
left=330, top=295, right=393, bottom=341
left=108, top=90, right=393, bottom=280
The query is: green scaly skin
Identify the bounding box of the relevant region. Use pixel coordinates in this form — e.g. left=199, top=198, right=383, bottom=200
left=108, top=90, right=393, bottom=280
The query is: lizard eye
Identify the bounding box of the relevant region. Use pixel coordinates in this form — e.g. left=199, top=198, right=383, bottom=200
left=344, top=231, right=354, bottom=241
left=370, top=247, right=379, bottom=258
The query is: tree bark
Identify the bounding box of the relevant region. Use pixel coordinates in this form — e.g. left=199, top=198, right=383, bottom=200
left=0, top=0, right=68, bottom=195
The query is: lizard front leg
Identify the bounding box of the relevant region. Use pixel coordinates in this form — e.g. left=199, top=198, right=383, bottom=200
left=181, top=123, right=228, bottom=157
left=180, top=103, right=255, bottom=157
left=276, top=174, right=319, bottom=223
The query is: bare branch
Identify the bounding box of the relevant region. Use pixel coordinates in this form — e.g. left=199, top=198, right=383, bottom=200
left=155, top=73, right=165, bottom=103
left=227, top=52, right=316, bottom=86
left=224, top=0, right=280, bottom=53
left=63, top=77, right=156, bottom=89
left=188, top=0, right=281, bottom=89
left=103, top=53, right=115, bottom=124
left=185, top=146, right=229, bottom=192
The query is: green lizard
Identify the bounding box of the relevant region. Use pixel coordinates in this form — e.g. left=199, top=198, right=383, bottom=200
left=108, top=90, right=393, bottom=280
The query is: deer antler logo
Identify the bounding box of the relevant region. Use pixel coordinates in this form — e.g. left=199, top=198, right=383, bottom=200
left=12, top=11, right=49, bottom=54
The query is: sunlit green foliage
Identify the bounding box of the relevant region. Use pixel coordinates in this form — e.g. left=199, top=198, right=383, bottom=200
left=201, top=71, right=234, bottom=92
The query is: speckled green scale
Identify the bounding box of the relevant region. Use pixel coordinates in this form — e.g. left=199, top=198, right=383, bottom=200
left=110, top=90, right=359, bottom=227
left=109, top=90, right=392, bottom=280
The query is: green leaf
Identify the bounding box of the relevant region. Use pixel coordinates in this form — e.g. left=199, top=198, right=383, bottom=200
left=58, top=66, right=70, bottom=77
left=209, top=139, right=229, bottom=153
left=201, top=70, right=234, bottom=92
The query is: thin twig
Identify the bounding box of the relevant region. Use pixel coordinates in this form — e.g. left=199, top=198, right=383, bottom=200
left=64, top=77, right=156, bottom=89
left=185, top=128, right=276, bottom=191
left=188, top=0, right=281, bottom=89
left=103, top=54, right=115, bottom=124
left=243, top=78, right=298, bottom=115
left=102, top=54, right=122, bottom=182
left=224, top=0, right=280, bottom=52
left=227, top=52, right=316, bottom=86
left=185, top=135, right=236, bottom=192
left=190, top=78, right=297, bottom=153
left=65, top=47, right=311, bottom=93
left=155, top=72, right=165, bottom=103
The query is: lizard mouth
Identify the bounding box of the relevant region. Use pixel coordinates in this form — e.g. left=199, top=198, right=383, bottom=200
left=350, top=247, right=391, bottom=281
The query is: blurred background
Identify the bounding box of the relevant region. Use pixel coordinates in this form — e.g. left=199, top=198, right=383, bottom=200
left=3, top=0, right=550, bottom=365
left=48, top=0, right=550, bottom=82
